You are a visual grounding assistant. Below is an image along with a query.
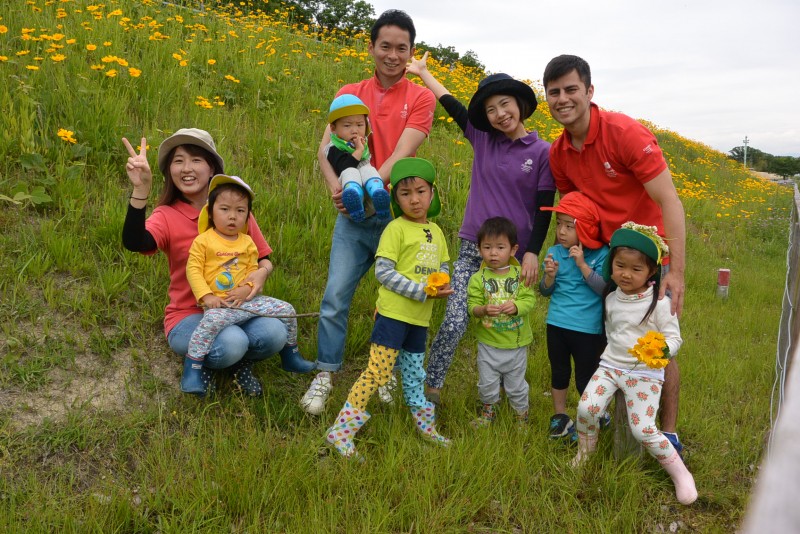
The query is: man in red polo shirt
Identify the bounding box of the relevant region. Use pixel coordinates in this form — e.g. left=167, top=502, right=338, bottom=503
left=300, top=10, right=436, bottom=415
left=543, top=54, right=687, bottom=456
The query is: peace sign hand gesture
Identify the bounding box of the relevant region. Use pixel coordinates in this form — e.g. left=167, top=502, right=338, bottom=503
left=122, top=137, right=153, bottom=195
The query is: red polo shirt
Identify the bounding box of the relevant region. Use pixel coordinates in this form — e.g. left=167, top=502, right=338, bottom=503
left=549, top=103, right=668, bottom=244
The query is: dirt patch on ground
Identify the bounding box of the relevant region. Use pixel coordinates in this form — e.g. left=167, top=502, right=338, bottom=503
left=1, top=329, right=176, bottom=432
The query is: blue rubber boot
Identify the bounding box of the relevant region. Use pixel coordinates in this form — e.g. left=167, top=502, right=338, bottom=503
left=279, top=344, right=316, bottom=373
left=365, top=177, right=391, bottom=220
left=180, top=356, right=207, bottom=396
left=341, top=183, right=365, bottom=222
left=231, top=358, right=263, bottom=397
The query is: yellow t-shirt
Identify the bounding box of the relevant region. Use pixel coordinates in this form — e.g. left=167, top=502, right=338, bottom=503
left=375, top=217, right=450, bottom=327
left=186, top=229, right=259, bottom=302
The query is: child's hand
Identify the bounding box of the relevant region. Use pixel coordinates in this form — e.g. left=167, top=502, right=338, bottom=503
left=484, top=304, right=504, bottom=317
left=497, top=300, right=518, bottom=316
left=201, top=294, right=225, bottom=309
left=427, top=283, right=453, bottom=299
left=352, top=136, right=366, bottom=160
left=569, top=243, right=586, bottom=268
left=406, top=51, right=429, bottom=76
left=543, top=253, right=559, bottom=276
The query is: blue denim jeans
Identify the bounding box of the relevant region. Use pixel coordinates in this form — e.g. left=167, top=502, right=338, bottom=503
left=316, top=213, right=388, bottom=371
left=168, top=312, right=287, bottom=370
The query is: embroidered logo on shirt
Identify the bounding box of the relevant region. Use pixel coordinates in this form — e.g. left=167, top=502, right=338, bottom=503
left=643, top=144, right=653, bottom=155
left=603, top=161, right=617, bottom=178
left=400, top=104, right=408, bottom=119
left=521, top=158, right=533, bottom=173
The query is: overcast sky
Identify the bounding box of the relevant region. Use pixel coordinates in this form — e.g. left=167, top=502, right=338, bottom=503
left=371, top=0, right=800, bottom=157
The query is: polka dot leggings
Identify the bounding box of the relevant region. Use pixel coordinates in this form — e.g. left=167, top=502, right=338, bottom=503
left=347, top=344, right=428, bottom=411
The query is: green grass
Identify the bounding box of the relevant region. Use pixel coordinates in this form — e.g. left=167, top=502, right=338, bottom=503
left=0, top=0, right=794, bottom=531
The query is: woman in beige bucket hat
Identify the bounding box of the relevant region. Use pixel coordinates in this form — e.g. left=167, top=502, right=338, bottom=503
left=121, top=128, right=314, bottom=397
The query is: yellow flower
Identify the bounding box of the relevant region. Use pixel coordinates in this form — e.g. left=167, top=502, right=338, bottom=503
left=105, top=69, right=117, bottom=77
left=207, top=59, right=216, bottom=65
left=424, top=272, right=450, bottom=296
left=86, top=44, right=97, bottom=51
left=26, top=65, right=39, bottom=70
left=57, top=128, right=77, bottom=144
left=50, top=54, right=66, bottom=62
left=0, top=25, right=8, bottom=34
left=628, top=330, right=671, bottom=369
left=128, top=67, right=141, bottom=77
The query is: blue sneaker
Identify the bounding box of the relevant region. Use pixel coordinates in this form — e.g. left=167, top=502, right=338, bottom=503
left=599, top=411, right=612, bottom=430
left=663, top=431, right=685, bottom=459
left=548, top=414, right=575, bottom=439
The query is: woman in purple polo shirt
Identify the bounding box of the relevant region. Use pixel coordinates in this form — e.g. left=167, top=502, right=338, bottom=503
left=408, top=53, right=556, bottom=407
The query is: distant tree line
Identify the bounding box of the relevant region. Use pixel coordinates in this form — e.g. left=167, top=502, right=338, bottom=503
left=728, top=146, right=800, bottom=178
left=239, top=0, right=484, bottom=71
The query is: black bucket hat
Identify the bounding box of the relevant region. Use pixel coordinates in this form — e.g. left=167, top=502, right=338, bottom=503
left=467, top=73, right=538, bottom=132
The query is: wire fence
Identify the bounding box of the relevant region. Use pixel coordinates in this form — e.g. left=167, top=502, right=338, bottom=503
left=743, top=184, right=800, bottom=531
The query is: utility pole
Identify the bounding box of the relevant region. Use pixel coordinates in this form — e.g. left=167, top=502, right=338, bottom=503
left=743, top=136, right=749, bottom=169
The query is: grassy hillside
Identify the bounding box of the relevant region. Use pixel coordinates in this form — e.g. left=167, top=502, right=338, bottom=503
left=0, top=1, right=793, bottom=531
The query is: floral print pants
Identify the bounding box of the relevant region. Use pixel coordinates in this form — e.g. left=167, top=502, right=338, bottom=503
left=426, top=239, right=482, bottom=390
left=187, top=296, right=297, bottom=361
left=576, top=366, right=677, bottom=461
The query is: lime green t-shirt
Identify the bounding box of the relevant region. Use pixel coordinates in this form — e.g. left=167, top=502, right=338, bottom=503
left=375, top=217, right=450, bottom=327
left=467, top=259, right=536, bottom=348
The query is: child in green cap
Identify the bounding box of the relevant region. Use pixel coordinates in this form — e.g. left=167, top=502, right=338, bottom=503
left=325, top=157, right=451, bottom=460
left=572, top=222, right=697, bottom=506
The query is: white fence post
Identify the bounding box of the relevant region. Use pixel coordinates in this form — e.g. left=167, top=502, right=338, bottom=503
left=743, top=185, right=800, bottom=531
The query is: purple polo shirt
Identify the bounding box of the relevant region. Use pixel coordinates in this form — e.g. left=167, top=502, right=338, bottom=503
left=459, top=123, right=555, bottom=258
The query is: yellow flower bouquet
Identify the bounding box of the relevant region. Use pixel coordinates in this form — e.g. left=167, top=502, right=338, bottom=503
left=628, top=330, right=672, bottom=369
left=424, top=272, right=450, bottom=297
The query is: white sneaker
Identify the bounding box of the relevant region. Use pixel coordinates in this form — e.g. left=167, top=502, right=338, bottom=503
left=300, top=372, right=331, bottom=415
left=378, top=373, right=397, bottom=404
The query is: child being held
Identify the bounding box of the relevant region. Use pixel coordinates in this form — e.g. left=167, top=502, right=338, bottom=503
left=572, top=223, right=697, bottom=505
left=182, top=175, right=314, bottom=396
left=325, top=94, right=391, bottom=222
left=326, top=157, right=451, bottom=459
left=467, top=217, right=537, bottom=427
left=539, top=192, right=609, bottom=441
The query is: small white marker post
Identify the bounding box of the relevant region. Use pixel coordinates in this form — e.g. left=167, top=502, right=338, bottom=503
left=717, top=268, right=731, bottom=299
